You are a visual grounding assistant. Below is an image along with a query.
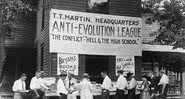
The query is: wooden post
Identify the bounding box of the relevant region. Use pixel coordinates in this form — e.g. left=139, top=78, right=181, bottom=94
left=0, top=0, right=5, bottom=82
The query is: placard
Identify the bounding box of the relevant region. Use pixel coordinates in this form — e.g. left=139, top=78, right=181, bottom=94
left=116, top=56, right=135, bottom=76
left=49, top=9, right=142, bottom=56
left=57, top=53, right=79, bottom=75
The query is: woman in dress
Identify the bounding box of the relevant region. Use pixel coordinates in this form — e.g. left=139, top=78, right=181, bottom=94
left=138, top=75, right=150, bottom=99
left=78, top=73, right=93, bottom=99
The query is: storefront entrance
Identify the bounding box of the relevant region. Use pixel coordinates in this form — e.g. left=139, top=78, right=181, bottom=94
left=85, top=55, right=111, bottom=83
left=142, top=51, right=184, bottom=96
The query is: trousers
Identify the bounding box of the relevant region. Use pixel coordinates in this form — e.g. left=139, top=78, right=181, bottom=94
left=101, top=89, right=110, bottom=99
left=116, top=89, right=125, bottom=99
left=14, top=92, right=23, bottom=99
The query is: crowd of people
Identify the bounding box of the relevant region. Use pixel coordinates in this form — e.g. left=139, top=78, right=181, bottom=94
left=12, top=70, right=169, bottom=99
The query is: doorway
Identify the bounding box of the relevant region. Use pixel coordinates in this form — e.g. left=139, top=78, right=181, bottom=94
left=85, top=55, right=110, bottom=83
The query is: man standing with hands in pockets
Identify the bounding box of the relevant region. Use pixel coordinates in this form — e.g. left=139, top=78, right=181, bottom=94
left=30, top=71, right=45, bottom=99
left=115, top=70, right=128, bottom=99
left=158, top=70, right=169, bottom=99
left=12, top=73, right=29, bottom=99
left=100, top=70, right=112, bottom=99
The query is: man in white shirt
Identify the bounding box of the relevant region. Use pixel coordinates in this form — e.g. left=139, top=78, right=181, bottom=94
left=65, top=72, right=77, bottom=93
left=116, top=70, right=127, bottom=99
left=30, top=71, right=44, bottom=99
left=57, top=72, right=68, bottom=99
left=158, top=70, right=169, bottom=99
left=101, top=70, right=112, bottom=99
left=12, top=73, right=28, bottom=99
left=40, top=71, right=50, bottom=91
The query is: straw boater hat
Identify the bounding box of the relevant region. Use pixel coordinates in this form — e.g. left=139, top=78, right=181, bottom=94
left=160, top=70, right=165, bottom=73
left=127, top=72, right=133, bottom=77
left=117, top=70, right=124, bottom=74
left=82, top=73, right=90, bottom=78
left=60, top=71, right=67, bottom=77
left=68, top=71, right=74, bottom=76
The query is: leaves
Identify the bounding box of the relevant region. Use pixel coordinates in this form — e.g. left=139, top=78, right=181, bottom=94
left=163, top=52, right=185, bottom=72
left=142, top=0, right=185, bottom=49
left=0, top=0, right=37, bottom=37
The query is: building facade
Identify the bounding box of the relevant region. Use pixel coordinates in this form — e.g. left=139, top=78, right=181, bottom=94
left=0, top=15, right=37, bottom=92
left=35, top=0, right=142, bottom=81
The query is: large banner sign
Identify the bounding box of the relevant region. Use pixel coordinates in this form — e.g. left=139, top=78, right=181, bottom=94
left=116, top=56, right=135, bottom=76
left=57, top=53, right=78, bottom=75
left=50, top=9, right=142, bottom=56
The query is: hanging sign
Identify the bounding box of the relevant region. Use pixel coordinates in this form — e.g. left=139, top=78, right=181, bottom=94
left=116, top=56, right=135, bottom=76
left=49, top=9, right=142, bottom=56
left=57, top=53, right=79, bottom=75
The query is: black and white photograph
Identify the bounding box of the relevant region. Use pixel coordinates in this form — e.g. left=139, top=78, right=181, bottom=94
left=0, top=0, right=185, bottom=99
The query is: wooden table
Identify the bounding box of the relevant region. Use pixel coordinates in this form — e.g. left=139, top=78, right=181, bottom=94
left=44, top=91, right=116, bottom=99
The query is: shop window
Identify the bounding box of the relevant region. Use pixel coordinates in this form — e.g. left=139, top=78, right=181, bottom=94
left=87, top=0, right=109, bottom=14
left=40, top=44, right=44, bottom=71
left=85, top=55, right=109, bottom=83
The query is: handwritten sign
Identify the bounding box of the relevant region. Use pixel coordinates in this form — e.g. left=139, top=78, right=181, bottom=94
left=49, top=9, right=142, bottom=56
left=57, top=53, right=79, bottom=75
left=116, top=56, right=135, bottom=76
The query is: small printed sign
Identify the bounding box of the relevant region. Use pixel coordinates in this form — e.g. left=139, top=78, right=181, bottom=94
left=57, top=53, right=79, bottom=75
left=116, top=56, right=135, bottom=76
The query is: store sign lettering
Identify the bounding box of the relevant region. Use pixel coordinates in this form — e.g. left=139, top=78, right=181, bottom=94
left=116, top=56, right=135, bottom=76
left=57, top=54, right=78, bottom=75
left=49, top=9, right=142, bottom=56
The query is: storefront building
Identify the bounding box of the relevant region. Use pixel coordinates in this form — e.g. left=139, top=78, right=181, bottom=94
left=35, top=0, right=142, bottom=82
left=142, top=13, right=185, bottom=97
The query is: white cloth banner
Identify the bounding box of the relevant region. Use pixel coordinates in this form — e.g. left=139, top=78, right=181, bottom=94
left=49, top=9, right=142, bottom=56
left=57, top=53, right=79, bottom=75
left=116, top=56, right=135, bottom=76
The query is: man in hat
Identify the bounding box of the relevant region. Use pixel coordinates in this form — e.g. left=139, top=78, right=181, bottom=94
left=101, top=70, right=112, bottom=99
left=57, top=72, right=68, bottom=99
left=12, top=73, right=28, bottom=99
left=40, top=71, right=50, bottom=92
left=78, top=73, right=93, bottom=99
left=65, top=72, right=77, bottom=93
left=115, top=70, right=127, bottom=99
left=148, top=71, right=160, bottom=98
left=127, top=72, right=137, bottom=99
left=158, top=70, right=169, bottom=99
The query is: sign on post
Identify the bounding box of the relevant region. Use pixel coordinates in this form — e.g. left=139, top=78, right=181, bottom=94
left=57, top=53, right=79, bottom=75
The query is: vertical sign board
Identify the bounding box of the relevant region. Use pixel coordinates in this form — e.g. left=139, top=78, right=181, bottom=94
left=116, top=56, right=135, bottom=76
left=49, top=9, right=142, bottom=56
left=57, top=53, right=79, bottom=75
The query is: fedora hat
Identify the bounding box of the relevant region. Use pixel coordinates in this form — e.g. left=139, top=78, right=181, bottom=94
left=127, top=72, right=133, bottom=76
left=59, top=71, right=67, bottom=77
left=82, top=73, right=90, bottom=78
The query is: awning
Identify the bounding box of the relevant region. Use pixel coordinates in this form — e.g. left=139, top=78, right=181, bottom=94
left=142, top=44, right=185, bottom=53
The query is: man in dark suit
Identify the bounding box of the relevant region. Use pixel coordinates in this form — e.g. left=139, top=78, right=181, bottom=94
left=148, top=71, right=160, bottom=98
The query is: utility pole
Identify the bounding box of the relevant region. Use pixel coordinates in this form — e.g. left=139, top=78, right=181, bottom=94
left=0, top=0, right=5, bottom=83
